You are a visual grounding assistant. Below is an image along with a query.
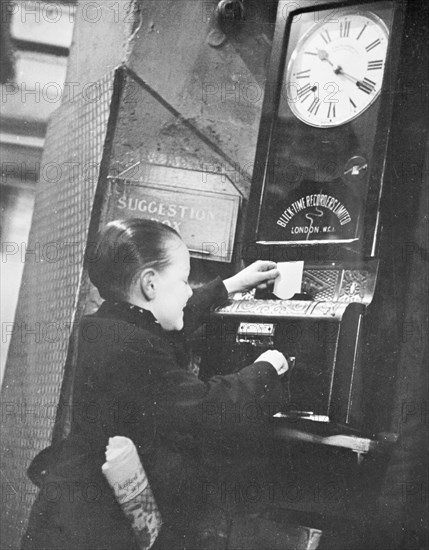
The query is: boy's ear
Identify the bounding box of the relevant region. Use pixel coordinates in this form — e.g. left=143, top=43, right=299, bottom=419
left=139, top=269, right=157, bottom=300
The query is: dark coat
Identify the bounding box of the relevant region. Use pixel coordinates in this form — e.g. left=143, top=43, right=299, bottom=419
left=22, top=278, right=285, bottom=550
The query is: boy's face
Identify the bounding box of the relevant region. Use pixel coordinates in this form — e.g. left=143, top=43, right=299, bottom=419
left=151, top=239, right=192, bottom=331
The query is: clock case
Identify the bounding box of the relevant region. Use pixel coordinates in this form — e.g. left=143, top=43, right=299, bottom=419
left=243, top=0, right=406, bottom=263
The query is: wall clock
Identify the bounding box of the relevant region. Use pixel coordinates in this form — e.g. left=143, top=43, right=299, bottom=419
left=245, top=0, right=405, bottom=260
left=286, top=10, right=389, bottom=128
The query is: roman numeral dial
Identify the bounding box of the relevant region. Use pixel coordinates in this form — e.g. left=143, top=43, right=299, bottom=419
left=286, top=10, right=389, bottom=127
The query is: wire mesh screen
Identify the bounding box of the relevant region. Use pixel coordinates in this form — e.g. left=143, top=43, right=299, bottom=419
left=0, top=70, right=116, bottom=548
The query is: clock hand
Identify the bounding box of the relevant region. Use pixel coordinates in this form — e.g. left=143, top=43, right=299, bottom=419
left=317, top=48, right=334, bottom=67
left=334, top=65, right=358, bottom=82
left=334, top=65, right=375, bottom=93
left=318, top=51, right=363, bottom=85
left=318, top=50, right=366, bottom=85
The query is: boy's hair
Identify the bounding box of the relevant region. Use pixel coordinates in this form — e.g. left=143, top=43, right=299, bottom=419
left=87, top=219, right=181, bottom=301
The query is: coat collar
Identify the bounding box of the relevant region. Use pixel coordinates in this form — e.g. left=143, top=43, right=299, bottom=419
left=96, top=300, right=189, bottom=367
left=97, top=300, right=160, bottom=330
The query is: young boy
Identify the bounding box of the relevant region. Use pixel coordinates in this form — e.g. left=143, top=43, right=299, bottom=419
left=22, top=219, right=288, bottom=550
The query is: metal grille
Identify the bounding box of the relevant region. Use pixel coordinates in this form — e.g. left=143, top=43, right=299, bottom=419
left=301, top=267, right=376, bottom=303
left=302, top=269, right=339, bottom=301
left=0, top=71, right=115, bottom=548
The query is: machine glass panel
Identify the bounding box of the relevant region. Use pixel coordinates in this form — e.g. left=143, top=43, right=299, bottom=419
left=255, top=1, right=395, bottom=251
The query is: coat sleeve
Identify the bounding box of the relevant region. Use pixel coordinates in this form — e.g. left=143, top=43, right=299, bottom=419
left=182, top=277, right=228, bottom=336
left=140, top=339, right=286, bottom=436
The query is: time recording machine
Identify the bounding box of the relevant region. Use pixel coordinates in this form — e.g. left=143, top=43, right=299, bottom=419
left=201, top=0, right=406, bottom=433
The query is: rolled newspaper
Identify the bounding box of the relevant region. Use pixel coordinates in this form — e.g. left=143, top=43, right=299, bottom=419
left=102, top=436, right=162, bottom=550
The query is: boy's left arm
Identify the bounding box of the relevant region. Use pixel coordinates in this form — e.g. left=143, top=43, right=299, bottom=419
left=182, top=261, right=279, bottom=336
left=182, top=276, right=228, bottom=336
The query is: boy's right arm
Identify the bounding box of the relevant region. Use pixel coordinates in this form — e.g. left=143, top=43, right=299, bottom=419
left=138, top=340, right=288, bottom=436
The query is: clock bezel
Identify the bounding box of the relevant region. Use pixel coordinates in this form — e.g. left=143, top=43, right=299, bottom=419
left=285, top=9, right=390, bottom=128
left=243, top=0, right=406, bottom=262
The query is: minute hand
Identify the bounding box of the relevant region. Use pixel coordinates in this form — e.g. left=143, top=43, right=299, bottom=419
left=334, top=65, right=375, bottom=93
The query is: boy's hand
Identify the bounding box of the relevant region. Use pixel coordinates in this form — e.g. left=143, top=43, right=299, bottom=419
left=255, top=350, right=289, bottom=376
left=223, top=261, right=279, bottom=295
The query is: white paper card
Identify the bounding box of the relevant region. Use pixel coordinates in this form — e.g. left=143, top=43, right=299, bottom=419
left=273, top=261, right=304, bottom=300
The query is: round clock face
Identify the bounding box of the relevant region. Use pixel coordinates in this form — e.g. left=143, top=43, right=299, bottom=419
left=286, top=11, right=389, bottom=127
